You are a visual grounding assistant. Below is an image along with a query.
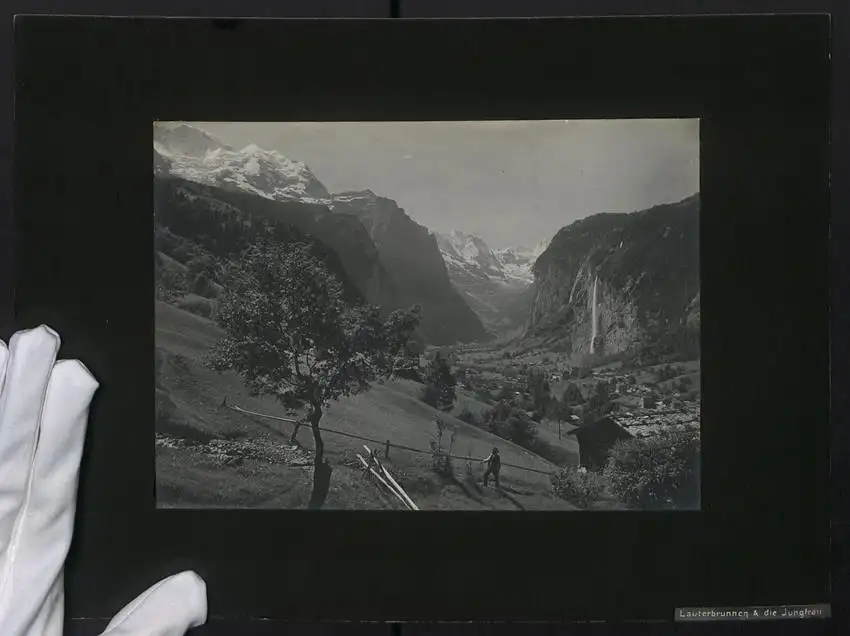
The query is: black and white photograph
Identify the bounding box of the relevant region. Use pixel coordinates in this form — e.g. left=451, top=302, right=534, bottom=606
left=154, top=119, right=701, bottom=511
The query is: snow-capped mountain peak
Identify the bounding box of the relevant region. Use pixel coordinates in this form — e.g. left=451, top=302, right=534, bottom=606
left=435, top=231, right=549, bottom=288
left=436, top=231, right=502, bottom=275
left=154, top=122, right=330, bottom=201
left=493, top=240, right=549, bottom=277
left=434, top=230, right=548, bottom=336
left=154, top=122, right=231, bottom=157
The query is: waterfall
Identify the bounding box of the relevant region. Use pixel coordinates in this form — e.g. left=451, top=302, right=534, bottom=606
left=590, top=275, right=599, bottom=353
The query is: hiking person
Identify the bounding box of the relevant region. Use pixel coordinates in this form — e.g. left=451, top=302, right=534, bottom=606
left=481, top=447, right=501, bottom=489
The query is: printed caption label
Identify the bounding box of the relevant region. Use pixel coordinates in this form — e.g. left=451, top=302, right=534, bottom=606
left=675, top=605, right=830, bottom=621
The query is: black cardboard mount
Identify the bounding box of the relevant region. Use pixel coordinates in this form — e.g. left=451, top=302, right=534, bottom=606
left=13, top=14, right=831, bottom=624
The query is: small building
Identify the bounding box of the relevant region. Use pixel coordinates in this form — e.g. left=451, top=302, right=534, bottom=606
left=566, top=416, right=633, bottom=471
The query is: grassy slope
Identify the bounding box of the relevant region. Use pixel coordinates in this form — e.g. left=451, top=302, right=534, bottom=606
left=449, top=391, right=580, bottom=468
left=155, top=301, right=578, bottom=511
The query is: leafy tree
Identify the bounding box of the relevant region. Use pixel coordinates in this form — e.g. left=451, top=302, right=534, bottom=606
left=559, top=400, right=575, bottom=436
left=595, top=380, right=610, bottom=399
left=581, top=382, right=614, bottom=425
left=526, top=368, right=551, bottom=411
left=186, top=253, right=220, bottom=280
left=562, top=382, right=584, bottom=406
left=429, top=416, right=453, bottom=475
left=158, top=267, right=188, bottom=300
left=484, top=401, right=538, bottom=448
left=551, top=466, right=605, bottom=509
left=207, top=240, right=421, bottom=509
left=420, top=383, right=441, bottom=409
left=587, top=381, right=610, bottom=411
left=424, top=353, right=456, bottom=410
left=391, top=337, right=424, bottom=382
left=604, top=429, right=700, bottom=509
left=547, top=396, right=572, bottom=426
left=505, top=414, right=538, bottom=447
left=484, top=400, right=513, bottom=428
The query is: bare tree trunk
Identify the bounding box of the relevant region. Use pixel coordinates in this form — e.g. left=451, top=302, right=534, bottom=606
left=307, top=403, right=332, bottom=510
left=311, top=404, right=324, bottom=464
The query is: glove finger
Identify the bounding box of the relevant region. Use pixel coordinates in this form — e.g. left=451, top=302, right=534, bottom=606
left=28, top=357, right=98, bottom=531
left=0, top=325, right=61, bottom=554
left=0, top=339, right=9, bottom=392
left=100, top=571, right=208, bottom=636
left=0, top=360, right=99, bottom=636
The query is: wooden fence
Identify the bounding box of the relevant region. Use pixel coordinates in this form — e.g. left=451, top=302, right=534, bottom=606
left=222, top=398, right=554, bottom=476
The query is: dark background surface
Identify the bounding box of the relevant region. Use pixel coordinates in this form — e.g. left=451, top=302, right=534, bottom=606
left=3, top=1, right=846, bottom=634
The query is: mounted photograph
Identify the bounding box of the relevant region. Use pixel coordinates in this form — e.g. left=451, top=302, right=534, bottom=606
left=154, top=119, right=701, bottom=511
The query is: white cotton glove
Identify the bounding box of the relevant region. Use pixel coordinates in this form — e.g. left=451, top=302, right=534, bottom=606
left=0, top=326, right=208, bottom=636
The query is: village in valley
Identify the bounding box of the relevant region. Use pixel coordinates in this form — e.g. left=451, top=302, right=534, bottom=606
left=444, top=340, right=701, bottom=476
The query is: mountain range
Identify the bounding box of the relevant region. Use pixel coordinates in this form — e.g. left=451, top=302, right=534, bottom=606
left=153, top=122, right=489, bottom=345
left=154, top=122, right=330, bottom=200
left=154, top=122, right=700, bottom=360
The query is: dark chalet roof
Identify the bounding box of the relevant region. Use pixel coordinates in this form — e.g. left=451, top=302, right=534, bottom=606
left=566, top=416, right=631, bottom=440
left=568, top=404, right=701, bottom=441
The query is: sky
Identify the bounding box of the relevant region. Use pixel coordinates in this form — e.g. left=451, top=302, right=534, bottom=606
left=195, top=119, right=699, bottom=250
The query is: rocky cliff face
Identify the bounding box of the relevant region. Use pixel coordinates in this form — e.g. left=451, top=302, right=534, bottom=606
left=332, top=191, right=490, bottom=345
left=526, top=194, right=700, bottom=361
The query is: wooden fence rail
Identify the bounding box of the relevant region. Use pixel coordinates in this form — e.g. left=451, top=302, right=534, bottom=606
left=222, top=399, right=554, bottom=476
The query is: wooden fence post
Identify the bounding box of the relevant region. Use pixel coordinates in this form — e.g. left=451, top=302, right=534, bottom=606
left=385, top=439, right=391, bottom=458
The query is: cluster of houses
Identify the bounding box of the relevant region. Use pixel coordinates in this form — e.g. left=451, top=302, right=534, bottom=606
left=456, top=366, right=498, bottom=392
left=457, top=366, right=530, bottom=396
left=448, top=345, right=702, bottom=475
